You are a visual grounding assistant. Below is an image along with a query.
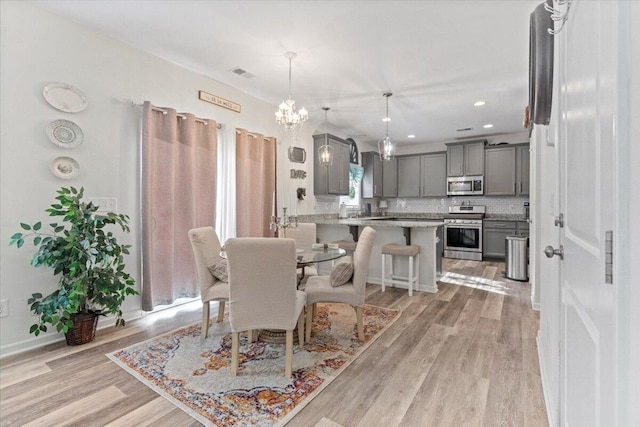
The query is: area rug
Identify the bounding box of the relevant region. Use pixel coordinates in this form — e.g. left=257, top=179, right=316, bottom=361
left=107, top=303, right=400, bottom=426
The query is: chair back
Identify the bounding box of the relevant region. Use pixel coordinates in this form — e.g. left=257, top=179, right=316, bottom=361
left=352, top=226, right=376, bottom=297
left=278, top=223, right=316, bottom=246
left=188, top=226, right=224, bottom=294
left=226, top=237, right=298, bottom=332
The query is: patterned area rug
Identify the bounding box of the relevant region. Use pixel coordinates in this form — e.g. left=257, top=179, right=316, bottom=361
left=107, top=303, right=400, bottom=426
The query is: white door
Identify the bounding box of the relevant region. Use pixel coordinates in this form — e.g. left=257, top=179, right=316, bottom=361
left=555, top=1, right=621, bottom=425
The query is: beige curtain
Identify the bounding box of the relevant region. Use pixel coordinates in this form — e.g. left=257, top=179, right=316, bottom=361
left=141, top=101, right=218, bottom=311
left=235, top=129, right=276, bottom=237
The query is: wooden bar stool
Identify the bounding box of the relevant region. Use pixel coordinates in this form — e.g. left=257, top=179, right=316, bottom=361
left=381, top=243, right=420, bottom=296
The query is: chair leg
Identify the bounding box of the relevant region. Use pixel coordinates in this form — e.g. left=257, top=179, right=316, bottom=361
left=408, top=255, right=414, bottom=297
left=355, top=306, right=364, bottom=341
left=305, top=305, right=313, bottom=342
left=231, top=331, right=239, bottom=376
left=381, top=253, right=386, bottom=292
left=298, top=313, right=305, bottom=347
left=285, top=330, right=293, bottom=379
left=416, top=255, right=420, bottom=290
left=201, top=301, right=210, bottom=339
left=216, top=300, right=225, bottom=322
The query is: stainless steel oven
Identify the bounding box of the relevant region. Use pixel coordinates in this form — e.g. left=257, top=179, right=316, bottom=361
left=443, top=206, right=485, bottom=261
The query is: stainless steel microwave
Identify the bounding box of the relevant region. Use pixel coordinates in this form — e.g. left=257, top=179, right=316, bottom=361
left=447, top=176, right=483, bottom=196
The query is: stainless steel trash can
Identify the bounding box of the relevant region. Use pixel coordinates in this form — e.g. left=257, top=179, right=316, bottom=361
left=505, top=235, right=529, bottom=281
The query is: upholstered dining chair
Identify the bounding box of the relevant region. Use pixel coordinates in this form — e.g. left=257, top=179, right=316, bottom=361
left=188, top=227, right=230, bottom=340
left=279, top=222, right=318, bottom=283
left=225, top=237, right=306, bottom=378
left=304, top=226, right=376, bottom=342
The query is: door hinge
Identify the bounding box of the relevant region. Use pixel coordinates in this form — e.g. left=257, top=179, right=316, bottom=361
left=605, top=230, right=613, bottom=285
left=555, top=213, right=564, bottom=228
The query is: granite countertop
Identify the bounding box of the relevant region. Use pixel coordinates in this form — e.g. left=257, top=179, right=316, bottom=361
left=483, top=214, right=530, bottom=221
left=309, top=216, right=444, bottom=228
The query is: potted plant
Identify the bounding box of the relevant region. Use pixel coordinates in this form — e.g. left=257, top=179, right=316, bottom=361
left=9, top=186, right=138, bottom=345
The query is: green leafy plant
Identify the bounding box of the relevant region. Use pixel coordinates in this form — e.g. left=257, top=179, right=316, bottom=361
left=9, top=187, right=138, bottom=336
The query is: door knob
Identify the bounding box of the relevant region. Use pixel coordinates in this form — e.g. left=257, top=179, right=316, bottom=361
left=544, top=245, right=564, bottom=260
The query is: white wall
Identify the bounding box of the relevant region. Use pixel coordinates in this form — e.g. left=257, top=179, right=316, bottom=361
left=0, top=1, right=322, bottom=356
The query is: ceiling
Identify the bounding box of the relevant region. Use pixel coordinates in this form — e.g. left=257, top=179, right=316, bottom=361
left=32, top=0, right=541, bottom=146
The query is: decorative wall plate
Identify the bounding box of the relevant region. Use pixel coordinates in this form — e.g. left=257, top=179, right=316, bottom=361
left=46, top=119, right=83, bottom=148
left=43, top=82, right=88, bottom=113
left=50, top=156, right=80, bottom=180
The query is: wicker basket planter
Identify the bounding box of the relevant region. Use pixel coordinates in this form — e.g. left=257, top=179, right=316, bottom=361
left=65, top=313, right=99, bottom=345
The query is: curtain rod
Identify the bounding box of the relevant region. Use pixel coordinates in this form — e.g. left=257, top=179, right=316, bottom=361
left=134, top=102, right=222, bottom=129
left=235, top=129, right=272, bottom=140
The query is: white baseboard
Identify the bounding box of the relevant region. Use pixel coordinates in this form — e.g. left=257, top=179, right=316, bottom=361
left=537, top=332, right=558, bottom=427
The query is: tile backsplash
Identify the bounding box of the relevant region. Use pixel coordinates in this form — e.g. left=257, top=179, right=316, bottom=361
left=314, top=196, right=529, bottom=216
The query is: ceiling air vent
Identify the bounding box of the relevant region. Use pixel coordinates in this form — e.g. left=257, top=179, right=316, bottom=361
left=231, top=68, right=254, bottom=79
left=456, top=127, right=473, bottom=132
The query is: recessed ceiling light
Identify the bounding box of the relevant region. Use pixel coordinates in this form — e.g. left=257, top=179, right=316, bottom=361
left=474, top=101, right=486, bottom=107
left=407, top=134, right=416, bottom=138
left=483, top=124, right=494, bottom=128
left=382, top=117, right=391, bottom=122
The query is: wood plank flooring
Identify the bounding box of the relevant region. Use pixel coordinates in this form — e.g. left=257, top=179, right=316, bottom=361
left=0, top=259, right=547, bottom=427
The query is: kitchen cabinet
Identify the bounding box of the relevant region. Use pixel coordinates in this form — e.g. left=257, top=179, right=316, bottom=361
left=397, top=156, right=421, bottom=197
left=313, top=133, right=350, bottom=195
left=485, top=146, right=517, bottom=196
left=382, top=157, right=398, bottom=197
left=446, top=140, right=485, bottom=177
left=420, top=152, right=447, bottom=197
left=484, top=143, right=530, bottom=197
left=361, top=151, right=383, bottom=198
left=483, top=220, right=516, bottom=258
left=483, top=219, right=530, bottom=258
left=516, top=145, right=530, bottom=196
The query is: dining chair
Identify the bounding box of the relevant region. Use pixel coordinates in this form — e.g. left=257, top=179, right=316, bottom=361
left=225, top=237, right=306, bottom=378
left=278, top=223, right=318, bottom=283
left=188, top=227, right=230, bottom=339
left=304, top=226, right=376, bottom=342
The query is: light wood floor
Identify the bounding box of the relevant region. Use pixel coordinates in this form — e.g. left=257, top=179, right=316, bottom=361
left=0, top=259, right=547, bottom=427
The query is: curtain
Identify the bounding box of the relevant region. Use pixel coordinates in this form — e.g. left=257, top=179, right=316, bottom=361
left=215, top=126, right=236, bottom=243
left=141, top=101, right=218, bottom=311
left=235, top=129, right=276, bottom=237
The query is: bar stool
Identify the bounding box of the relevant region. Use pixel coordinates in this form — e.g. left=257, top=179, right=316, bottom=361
left=381, top=243, right=420, bottom=296
left=331, top=240, right=358, bottom=267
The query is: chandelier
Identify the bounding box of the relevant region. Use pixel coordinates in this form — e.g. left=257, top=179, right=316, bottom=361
left=318, top=107, right=334, bottom=166
left=275, top=52, right=308, bottom=129
left=378, top=92, right=394, bottom=161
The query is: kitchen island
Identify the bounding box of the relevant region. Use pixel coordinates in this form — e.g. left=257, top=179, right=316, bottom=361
left=306, top=216, right=444, bottom=293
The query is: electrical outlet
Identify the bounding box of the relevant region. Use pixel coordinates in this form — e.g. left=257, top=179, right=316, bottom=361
left=0, top=299, right=8, bottom=318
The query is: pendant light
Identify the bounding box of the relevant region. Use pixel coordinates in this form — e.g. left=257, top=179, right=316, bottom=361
left=318, top=107, right=333, bottom=166
left=275, top=52, right=308, bottom=129
left=378, top=92, right=394, bottom=161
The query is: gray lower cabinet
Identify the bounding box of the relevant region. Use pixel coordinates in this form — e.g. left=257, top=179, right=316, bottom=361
left=485, top=146, right=516, bottom=196
left=397, top=156, right=421, bottom=197
left=313, top=133, right=350, bottom=195
left=483, top=220, right=530, bottom=258
left=361, top=151, right=383, bottom=198
left=420, top=152, right=447, bottom=197
left=516, top=145, right=530, bottom=196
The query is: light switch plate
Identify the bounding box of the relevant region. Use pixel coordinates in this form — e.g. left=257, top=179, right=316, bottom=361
left=89, top=197, right=117, bottom=212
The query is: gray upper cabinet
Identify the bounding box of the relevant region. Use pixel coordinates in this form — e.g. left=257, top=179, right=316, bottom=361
left=483, top=143, right=530, bottom=197
left=420, top=152, right=447, bottom=197
left=397, top=156, right=421, bottom=197
left=382, top=157, right=398, bottom=197
left=446, top=140, right=486, bottom=177
left=516, top=145, right=530, bottom=196
left=361, top=151, right=383, bottom=198
left=313, top=133, right=350, bottom=195
left=485, top=146, right=517, bottom=196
